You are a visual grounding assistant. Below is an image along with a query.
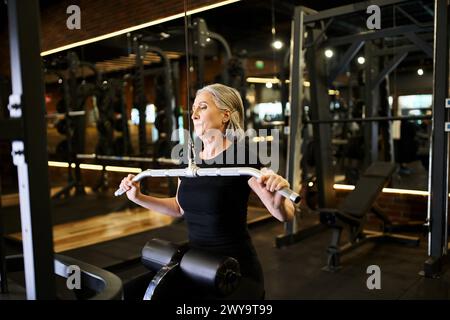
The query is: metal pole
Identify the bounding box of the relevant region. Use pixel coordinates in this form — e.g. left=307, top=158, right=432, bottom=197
left=146, top=46, right=176, bottom=137
left=67, top=54, right=85, bottom=195
left=278, top=51, right=288, bottom=178
left=307, top=28, right=335, bottom=208
left=363, top=41, right=379, bottom=168
left=378, top=41, right=394, bottom=163
left=118, top=81, right=130, bottom=155
left=379, top=76, right=394, bottom=162
left=193, top=18, right=207, bottom=90
left=303, top=0, right=408, bottom=23
left=423, top=0, right=450, bottom=278
left=7, top=0, right=55, bottom=299
left=284, top=6, right=305, bottom=235
left=134, top=37, right=148, bottom=155
left=306, top=115, right=432, bottom=124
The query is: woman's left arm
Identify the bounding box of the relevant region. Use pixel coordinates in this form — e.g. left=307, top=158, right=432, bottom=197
left=248, top=168, right=295, bottom=222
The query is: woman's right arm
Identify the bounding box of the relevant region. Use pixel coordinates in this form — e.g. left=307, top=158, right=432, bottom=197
left=119, top=175, right=183, bottom=217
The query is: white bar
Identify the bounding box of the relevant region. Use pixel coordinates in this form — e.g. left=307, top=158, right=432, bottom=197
left=114, top=167, right=300, bottom=203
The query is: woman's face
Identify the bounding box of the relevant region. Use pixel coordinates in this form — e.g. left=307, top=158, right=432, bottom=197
left=191, top=91, right=227, bottom=139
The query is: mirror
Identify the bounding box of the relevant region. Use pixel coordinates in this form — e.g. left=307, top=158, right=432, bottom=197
left=1, top=0, right=436, bottom=196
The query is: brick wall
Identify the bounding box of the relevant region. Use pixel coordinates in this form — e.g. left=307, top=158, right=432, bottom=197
left=40, top=0, right=222, bottom=53
left=335, top=189, right=429, bottom=225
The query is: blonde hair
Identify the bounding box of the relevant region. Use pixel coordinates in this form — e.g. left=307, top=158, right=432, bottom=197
left=196, top=83, right=244, bottom=140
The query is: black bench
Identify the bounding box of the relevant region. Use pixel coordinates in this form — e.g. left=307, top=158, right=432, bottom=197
left=140, top=239, right=264, bottom=300
left=319, top=161, right=420, bottom=272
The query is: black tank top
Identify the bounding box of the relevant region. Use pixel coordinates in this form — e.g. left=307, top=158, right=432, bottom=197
left=178, top=139, right=266, bottom=293
left=177, top=138, right=261, bottom=253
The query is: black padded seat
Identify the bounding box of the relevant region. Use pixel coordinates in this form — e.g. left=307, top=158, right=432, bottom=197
left=337, top=162, right=396, bottom=219
left=338, top=176, right=387, bottom=218
left=363, top=161, right=396, bottom=178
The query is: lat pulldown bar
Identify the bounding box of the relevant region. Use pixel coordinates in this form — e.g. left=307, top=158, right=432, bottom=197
left=114, top=166, right=301, bottom=204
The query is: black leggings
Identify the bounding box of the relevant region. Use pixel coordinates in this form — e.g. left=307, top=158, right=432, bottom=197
left=228, top=255, right=265, bottom=300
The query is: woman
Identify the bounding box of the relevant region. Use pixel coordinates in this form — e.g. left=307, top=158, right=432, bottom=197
left=119, top=83, right=295, bottom=299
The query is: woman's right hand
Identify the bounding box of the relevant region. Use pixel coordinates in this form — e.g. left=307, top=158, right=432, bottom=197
left=119, top=174, right=141, bottom=201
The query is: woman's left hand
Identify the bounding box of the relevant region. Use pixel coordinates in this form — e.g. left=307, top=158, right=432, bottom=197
left=257, top=168, right=290, bottom=208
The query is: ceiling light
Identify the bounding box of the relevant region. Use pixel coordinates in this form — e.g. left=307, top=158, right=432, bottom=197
left=246, top=77, right=280, bottom=84
left=324, top=49, right=334, bottom=58
left=357, top=56, right=365, bottom=64
left=159, top=32, right=170, bottom=39
left=272, top=40, right=283, bottom=50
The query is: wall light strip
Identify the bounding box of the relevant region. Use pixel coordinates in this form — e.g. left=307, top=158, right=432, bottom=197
left=105, top=166, right=142, bottom=173
left=333, top=184, right=429, bottom=196
left=79, top=164, right=104, bottom=171
left=246, top=77, right=308, bottom=86
left=333, top=183, right=355, bottom=191
left=252, top=136, right=274, bottom=143
left=246, top=77, right=281, bottom=84
left=40, top=0, right=240, bottom=56
left=382, top=188, right=429, bottom=196
left=49, top=161, right=143, bottom=173
left=48, top=161, right=69, bottom=168
left=47, top=161, right=76, bottom=168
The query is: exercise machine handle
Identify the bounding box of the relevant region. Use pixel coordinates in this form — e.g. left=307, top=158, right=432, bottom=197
left=114, top=167, right=300, bottom=204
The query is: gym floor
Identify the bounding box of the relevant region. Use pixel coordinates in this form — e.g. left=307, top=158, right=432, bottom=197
left=3, top=192, right=448, bottom=300
left=58, top=213, right=450, bottom=300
